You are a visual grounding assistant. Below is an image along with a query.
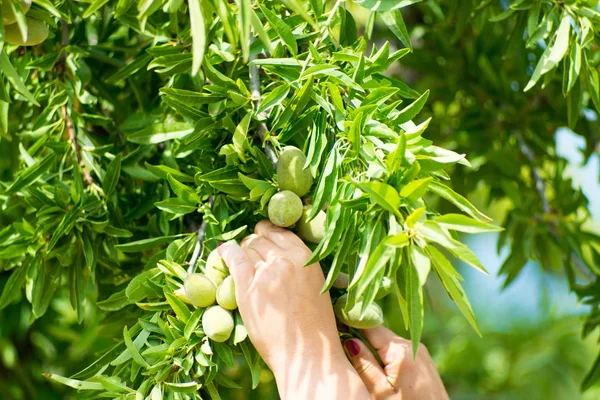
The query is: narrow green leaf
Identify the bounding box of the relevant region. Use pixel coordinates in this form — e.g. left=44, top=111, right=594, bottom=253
left=189, top=0, right=205, bottom=75
left=0, top=51, right=38, bottom=105
left=115, top=234, right=187, bottom=252
left=103, top=154, right=122, bottom=198
left=0, top=261, right=31, bottom=309
left=417, top=221, right=487, bottom=274
left=6, top=153, right=56, bottom=194
left=238, top=0, right=251, bottom=62
left=43, top=374, right=103, bottom=391
left=429, top=180, right=492, bottom=221
left=428, top=246, right=480, bottom=336
left=435, top=214, right=502, bottom=233
left=380, top=10, right=412, bottom=51
left=83, top=0, right=110, bottom=18
left=259, top=5, right=298, bottom=56
left=353, top=181, right=402, bottom=219
left=48, top=203, right=81, bottom=252
left=123, top=326, right=150, bottom=368
left=393, top=90, right=429, bottom=124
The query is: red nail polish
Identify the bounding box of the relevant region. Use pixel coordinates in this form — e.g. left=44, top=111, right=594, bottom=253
left=344, top=340, right=360, bottom=357
left=217, top=242, right=224, bottom=247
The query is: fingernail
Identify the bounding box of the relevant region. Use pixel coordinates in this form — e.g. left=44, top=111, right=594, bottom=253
left=344, top=340, right=360, bottom=357
left=218, top=242, right=224, bottom=247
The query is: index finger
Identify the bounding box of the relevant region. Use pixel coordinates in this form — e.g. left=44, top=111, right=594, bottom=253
left=218, top=241, right=255, bottom=293
left=255, top=220, right=306, bottom=250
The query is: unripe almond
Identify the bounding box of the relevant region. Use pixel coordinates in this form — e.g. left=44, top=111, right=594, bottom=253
left=277, top=146, right=313, bottom=197
left=2, top=0, right=32, bottom=25
left=334, top=294, right=383, bottom=329
left=205, top=249, right=228, bottom=287
left=295, top=205, right=326, bottom=244
left=184, top=273, right=216, bottom=308
left=216, top=276, right=237, bottom=310
left=4, top=17, right=48, bottom=46
left=268, top=190, right=303, bottom=227
left=202, top=306, right=234, bottom=342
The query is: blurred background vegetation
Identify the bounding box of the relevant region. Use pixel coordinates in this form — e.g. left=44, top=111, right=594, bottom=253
left=2, top=0, right=600, bottom=399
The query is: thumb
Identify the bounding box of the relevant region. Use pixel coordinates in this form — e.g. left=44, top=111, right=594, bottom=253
left=343, top=338, right=388, bottom=396
left=218, top=241, right=254, bottom=293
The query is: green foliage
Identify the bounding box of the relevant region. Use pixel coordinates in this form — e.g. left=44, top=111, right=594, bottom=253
left=0, top=0, right=599, bottom=397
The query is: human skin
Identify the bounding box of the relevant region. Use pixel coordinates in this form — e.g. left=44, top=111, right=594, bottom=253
left=343, top=326, right=450, bottom=400
left=218, top=220, right=370, bottom=400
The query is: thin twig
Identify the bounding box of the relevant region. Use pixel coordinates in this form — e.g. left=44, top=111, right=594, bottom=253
left=515, top=132, right=594, bottom=281
left=62, top=105, right=93, bottom=185
left=187, top=195, right=215, bottom=275
left=249, top=37, right=278, bottom=167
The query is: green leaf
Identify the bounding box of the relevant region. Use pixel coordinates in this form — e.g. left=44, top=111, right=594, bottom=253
left=380, top=10, right=412, bottom=51
left=106, top=54, right=152, bottom=84
left=103, top=154, right=122, bottom=198
left=167, top=174, right=200, bottom=203
left=145, top=163, right=194, bottom=182
left=238, top=0, right=251, bottom=62
left=0, top=51, right=39, bottom=105
left=48, top=203, right=82, bottom=252
left=6, top=153, right=56, bottom=194
left=429, top=180, right=492, bottom=222
left=524, top=14, right=570, bottom=92
left=127, top=122, right=194, bottom=144
left=354, top=0, right=422, bottom=11
left=257, top=84, right=290, bottom=114
left=386, top=131, right=406, bottom=174
left=353, top=181, right=402, bottom=219
left=123, top=326, right=150, bottom=368
left=44, top=374, right=103, bottom=391
left=407, top=246, right=426, bottom=358
left=0, top=261, right=31, bottom=309
left=428, top=246, right=480, bottom=336
left=435, top=214, right=502, bottom=233
left=165, top=292, right=191, bottom=324
left=400, top=177, right=432, bottom=199
left=582, top=351, right=600, bottom=391
left=259, top=5, right=298, bottom=56
left=393, top=89, right=429, bottom=124
left=115, top=234, right=187, bottom=252
left=353, top=238, right=395, bottom=298
left=83, top=0, right=110, bottom=18
left=417, top=221, right=487, bottom=274
left=164, top=381, right=202, bottom=392
left=322, top=217, right=356, bottom=293
left=189, top=0, right=206, bottom=75
left=250, top=7, right=273, bottom=52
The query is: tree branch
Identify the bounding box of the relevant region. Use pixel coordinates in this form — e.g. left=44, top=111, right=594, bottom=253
left=187, top=195, right=215, bottom=275
left=62, top=105, right=93, bottom=185
left=249, top=36, right=278, bottom=167
left=515, top=132, right=594, bottom=281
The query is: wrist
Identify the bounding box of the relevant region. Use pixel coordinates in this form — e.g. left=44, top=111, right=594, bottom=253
left=272, top=349, right=356, bottom=398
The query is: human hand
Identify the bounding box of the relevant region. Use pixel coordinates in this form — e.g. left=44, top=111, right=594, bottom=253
left=344, top=326, right=449, bottom=400
left=218, top=220, right=370, bottom=400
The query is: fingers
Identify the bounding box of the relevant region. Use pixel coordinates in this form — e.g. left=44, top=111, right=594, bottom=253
left=255, top=220, right=305, bottom=249
left=241, top=234, right=281, bottom=260
left=343, top=338, right=388, bottom=396
left=362, top=326, right=410, bottom=370
left=360, top=326, right=405, bottom=351
left=218, top=241, right=254, bottom=291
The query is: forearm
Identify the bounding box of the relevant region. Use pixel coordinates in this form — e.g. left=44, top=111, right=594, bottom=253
left=273, top=352, right=371, bottom=400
